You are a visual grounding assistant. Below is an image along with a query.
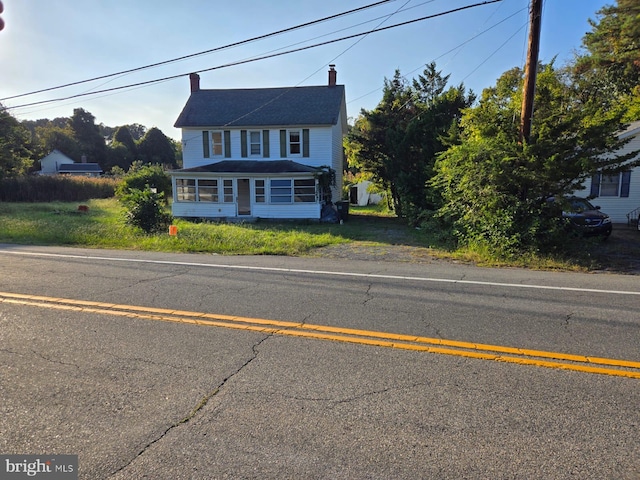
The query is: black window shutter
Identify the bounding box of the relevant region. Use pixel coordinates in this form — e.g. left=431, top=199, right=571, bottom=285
left=621, top=171, right=631, bottom=197
left=241, top=130, right=248, bottom=158
left=280, top=130, right=287, bottom=158
left=263, top=130, right=270, bottom=158
left=202, top=131, right=210, bottom=158
left=590, top=173, right=601, bottom=197
left=224, top=130, right=231, bottom=158
left=302, top=129, right=310, bottom=157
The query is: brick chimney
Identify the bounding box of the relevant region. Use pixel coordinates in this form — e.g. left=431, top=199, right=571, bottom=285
left=190, top=73, right=200, bottom=93
left=328, top=65, right=337, bottom=87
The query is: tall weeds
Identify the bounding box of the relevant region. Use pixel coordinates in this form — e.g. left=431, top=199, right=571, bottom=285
left=0, top=176, right=118, bottom=202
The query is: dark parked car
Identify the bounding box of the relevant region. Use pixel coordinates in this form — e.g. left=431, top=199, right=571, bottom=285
left=559, top=197, right=612, bottom=237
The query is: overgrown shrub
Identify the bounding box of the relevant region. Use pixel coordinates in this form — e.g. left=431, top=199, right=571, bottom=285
left=115, top=163, right=171, bottom=202
left=0, top=176, right=118, bottom=202
left=119, top=187, right=173, bottom=234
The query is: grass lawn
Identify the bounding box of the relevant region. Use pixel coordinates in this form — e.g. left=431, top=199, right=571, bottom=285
left=0, top=199, right=421, bottom=255
left=0, top=199, right=637, bottom=273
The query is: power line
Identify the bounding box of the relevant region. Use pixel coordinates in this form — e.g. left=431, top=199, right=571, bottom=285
left=0, top=0, right=393, bottom=102
left=346, top=4, right=524, bottom=107
left=6, top=0, right=503, bottom=111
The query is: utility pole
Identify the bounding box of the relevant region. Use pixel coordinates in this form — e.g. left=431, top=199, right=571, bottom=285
left=519, top=0, right=543, bottom=144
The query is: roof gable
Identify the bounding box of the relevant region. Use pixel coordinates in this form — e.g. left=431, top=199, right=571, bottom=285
left=174, top=85, right=346, bottom=128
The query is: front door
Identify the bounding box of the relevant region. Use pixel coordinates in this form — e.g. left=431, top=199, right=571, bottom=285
left=237, top=178, right=251, bottom=216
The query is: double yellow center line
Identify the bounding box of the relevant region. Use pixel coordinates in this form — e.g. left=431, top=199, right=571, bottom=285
left=2, top=291, right=639, bottom=379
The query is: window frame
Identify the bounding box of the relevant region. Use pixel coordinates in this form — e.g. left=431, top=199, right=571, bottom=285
left=270, top=179, right=293, bottom=203
left=249, top=130, right=262, bottom=157
left=599, top=173, right=620, bottom=197
left=176, top=178, right=196, bottom=202
left=288, top=130, right=302, bottom=156
left=293, top=178, right=316, bottom=203
left=197, top=179, right=219, bottom=202
left=210, top=131, right=224, bottom=158
left=255, top=179, right=266, bottom=203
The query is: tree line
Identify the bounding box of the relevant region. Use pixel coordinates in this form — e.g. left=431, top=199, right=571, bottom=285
left=0, top=106, right=180, bottom=178
left=345, top=0, right=640, bottom=256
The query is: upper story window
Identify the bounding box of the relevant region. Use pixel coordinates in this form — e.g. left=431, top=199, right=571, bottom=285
left=211, top=131, right=224, bottom=157
left=249, top=131, right=262, bottom=156
left=289, top=130, right=301, bottom=156
left=203, top=130, right=229, bottom=158
left=280, top=128, right=309, bottom=158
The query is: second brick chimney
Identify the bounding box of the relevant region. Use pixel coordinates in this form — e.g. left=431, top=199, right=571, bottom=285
left=328, top=65, right=337, bottom=87
left=190, top=73, right=200, bottom=93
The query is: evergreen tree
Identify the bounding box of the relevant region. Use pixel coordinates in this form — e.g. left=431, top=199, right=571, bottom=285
left=345, top=64, right=474, bottom=222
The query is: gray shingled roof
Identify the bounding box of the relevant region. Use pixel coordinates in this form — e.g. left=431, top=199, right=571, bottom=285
left=58, top=163, right=103, bottom=173
left=174, top=160, right=320, bottom=174
left=174, top=85, right=345, bottom=128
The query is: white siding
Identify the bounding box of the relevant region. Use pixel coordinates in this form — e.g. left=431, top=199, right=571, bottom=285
left=181, top=126, right=339, bottom=169
left=39, top=150, right=75, bottom=174
left=252, top=203, right=321, bottom=219
left=172, top=200, right=320, bottom=220
left=172, top=202, right=236, bottom=218
left=580, top=131, right=640, bottom=223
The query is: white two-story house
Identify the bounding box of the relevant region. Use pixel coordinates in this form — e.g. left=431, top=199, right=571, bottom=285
left=171, top=66, right=347, bottom=220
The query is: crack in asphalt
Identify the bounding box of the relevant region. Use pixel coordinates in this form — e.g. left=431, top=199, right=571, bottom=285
left=30, top=349, right=81, bottom=369
left=362, top=283, right=374, bottom=306
left=108, top=333, right=272, bottom=479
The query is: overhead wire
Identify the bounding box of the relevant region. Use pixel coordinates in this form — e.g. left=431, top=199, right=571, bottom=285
left=346, top=4, right=525, bottom=107
left=5, top=0, right=502, bottom=111
left=0, top=0, right=394, bottom=102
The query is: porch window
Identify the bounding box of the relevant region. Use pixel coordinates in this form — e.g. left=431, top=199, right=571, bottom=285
left=176, top=179, right=196, bottom=201
left=294, top=179, right=316, bottom=202
left=223, top=179, right=234, bottom=203
left=255, top=180, right=265, bottom=203
left=270, top=179, right=292, bottom=203
left=198, top=179, right=218, bottom=202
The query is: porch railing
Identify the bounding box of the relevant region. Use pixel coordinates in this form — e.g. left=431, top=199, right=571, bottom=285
left=626, top=207, right=640, bottom=226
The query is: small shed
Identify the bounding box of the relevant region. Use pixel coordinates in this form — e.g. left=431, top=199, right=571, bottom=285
left=349, top=180, right=383, bottom=206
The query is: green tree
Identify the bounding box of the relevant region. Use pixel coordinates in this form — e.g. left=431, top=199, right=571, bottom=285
left=0, top=106, right=33, bottom=178
left=345, top=64, right=474, bottom=222
left=34, top=124, right=82, bottom=162
left=576, top=0, right=640, bottom=97
left=104, top=125, right=138, bottom=172
left=69, top=108, right=106, bottom=165
left=136, top=127, right=178, bottom=168
left=574, top=0, right=640, bottom=120
left=433, top=63, right=638, bottom=256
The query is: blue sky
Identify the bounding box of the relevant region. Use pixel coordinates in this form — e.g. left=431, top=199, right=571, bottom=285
left=1, top=0, right=610, bottom=140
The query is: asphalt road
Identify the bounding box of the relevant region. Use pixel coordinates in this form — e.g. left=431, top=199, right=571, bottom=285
left=0, top=244, right=639, bottom=479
